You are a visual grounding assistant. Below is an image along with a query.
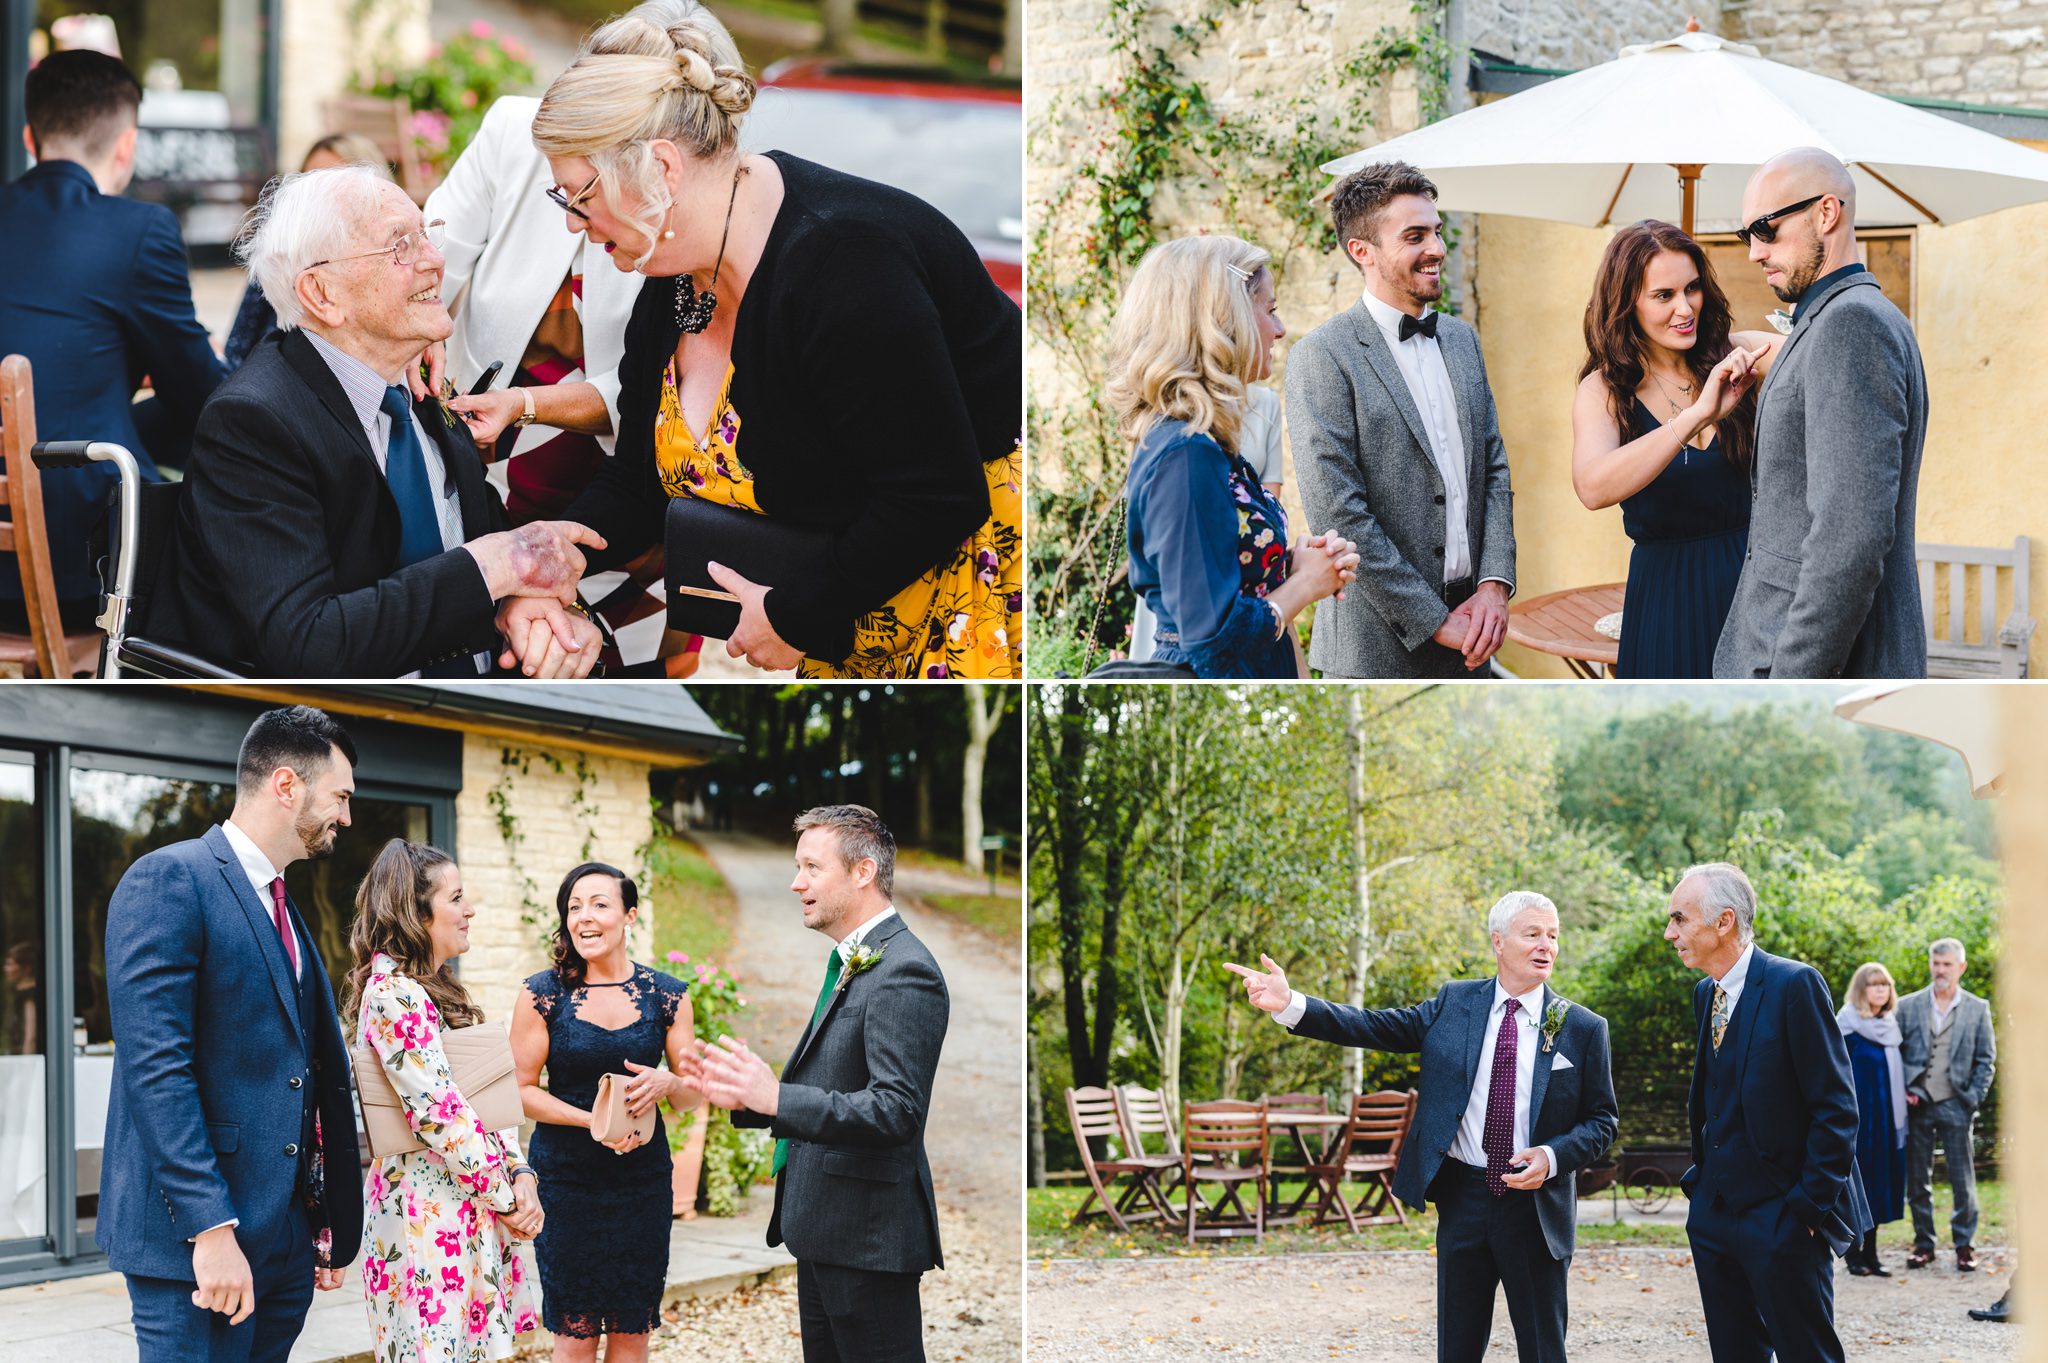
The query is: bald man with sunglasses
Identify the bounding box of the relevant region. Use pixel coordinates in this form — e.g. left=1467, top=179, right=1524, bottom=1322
left=1712, top=147, right=1928, bottom=679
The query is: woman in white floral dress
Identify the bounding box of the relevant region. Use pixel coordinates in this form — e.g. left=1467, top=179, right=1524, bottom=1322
left=342, top=839, right=544, bottom=1362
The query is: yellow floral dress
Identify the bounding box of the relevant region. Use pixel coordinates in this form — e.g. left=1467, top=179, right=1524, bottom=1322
left=356, top=955, right=538, bottom=1361
left=655, top=361, right=1023, bottom=679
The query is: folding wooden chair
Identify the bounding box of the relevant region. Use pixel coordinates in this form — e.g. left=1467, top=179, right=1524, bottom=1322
left=0, top=355, right=100, bottom=676
left=1305, top=1089, right=1417, bottom=1231
left=1064, top=1086, right=1173, bottom=1232
left=1182, top=1099, right=1268, bottom=1246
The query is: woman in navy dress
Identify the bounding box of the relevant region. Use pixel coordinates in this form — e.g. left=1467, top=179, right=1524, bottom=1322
left=510, top=862, right=695, bottom=1362
left=1108, top=235, right=1359, bottom=677
left=1838, top=962, right=1908, bottom=1276
left=1571, top=220, right=1782, bottom=677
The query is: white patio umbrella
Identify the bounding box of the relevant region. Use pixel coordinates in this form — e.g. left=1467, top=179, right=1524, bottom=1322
left=1833, top=684, right=2004, bottom=798
left=1323, top=25, right=2048, bottom=235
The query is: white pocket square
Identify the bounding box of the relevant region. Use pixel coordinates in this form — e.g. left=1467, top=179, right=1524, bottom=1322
left=1549, top=1052, right=1575, bottom=1070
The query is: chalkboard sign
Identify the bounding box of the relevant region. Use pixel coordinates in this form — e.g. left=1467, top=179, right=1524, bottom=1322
left=132, top=125, right=271, bottom=194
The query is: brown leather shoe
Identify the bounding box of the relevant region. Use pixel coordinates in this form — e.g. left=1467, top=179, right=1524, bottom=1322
left=1957, top=1245, right=1977, bottom=1272
left=1907, top=1245, right=1936, bottom=1269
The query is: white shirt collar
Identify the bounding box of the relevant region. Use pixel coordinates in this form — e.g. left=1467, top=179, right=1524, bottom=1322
left=1492, top=976, right=1546, bottom=1021
left=1360, top=284, right=1434, bottom=345
left=838, top=904, right=897, bottom=957
left=221, top=818, right=283, bottom=898
left=1717, top=941, right=1756, bottom=998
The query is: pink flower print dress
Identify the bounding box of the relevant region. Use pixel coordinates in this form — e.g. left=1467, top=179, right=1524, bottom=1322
left=356, top=953, right=539, bottom=1360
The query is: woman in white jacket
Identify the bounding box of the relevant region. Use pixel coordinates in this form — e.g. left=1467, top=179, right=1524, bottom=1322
left=428, top=97, right=685, bottom=668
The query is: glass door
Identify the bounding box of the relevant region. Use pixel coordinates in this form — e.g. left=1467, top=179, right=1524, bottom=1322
left=0, top=754, right=46, bottom=1251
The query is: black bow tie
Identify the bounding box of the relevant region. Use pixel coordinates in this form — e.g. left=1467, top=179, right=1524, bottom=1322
left=1398, top=311, right=1439, bottom=342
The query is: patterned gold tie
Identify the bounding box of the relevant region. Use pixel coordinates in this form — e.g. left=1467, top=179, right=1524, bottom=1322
left=1711, top=984, right=1730, bottom=1052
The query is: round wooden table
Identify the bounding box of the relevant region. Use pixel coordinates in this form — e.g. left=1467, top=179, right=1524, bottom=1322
left=1507, top=583, right=1625, bottom=678
left=1264, top=1112, right=1349, bottom=1221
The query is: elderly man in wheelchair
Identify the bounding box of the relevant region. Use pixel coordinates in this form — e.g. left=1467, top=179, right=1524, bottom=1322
left=37, top=165, right=607, bottom=679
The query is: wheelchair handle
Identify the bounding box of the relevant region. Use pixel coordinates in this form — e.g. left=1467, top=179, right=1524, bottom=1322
left=28, top=442, right=144, bottom=651
left=28, top=440, right=102, bottom=467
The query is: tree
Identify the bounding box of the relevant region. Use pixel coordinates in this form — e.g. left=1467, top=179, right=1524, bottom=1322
left=961, top=683, right=1014, bottom=872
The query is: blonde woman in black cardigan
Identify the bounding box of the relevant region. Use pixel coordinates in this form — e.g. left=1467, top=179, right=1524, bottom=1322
left=528, top=0, right=1021, bottom=679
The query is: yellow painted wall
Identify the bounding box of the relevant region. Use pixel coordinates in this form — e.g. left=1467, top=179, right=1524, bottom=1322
left=1474, top=188, right=2048, bottom=678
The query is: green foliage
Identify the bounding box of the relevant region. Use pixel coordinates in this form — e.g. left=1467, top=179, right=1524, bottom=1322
left=1848, top=810, right=1999, bottom=904
left=646, top=833, right=739, bottom=966
left=351, top=25, right=537, bottom=178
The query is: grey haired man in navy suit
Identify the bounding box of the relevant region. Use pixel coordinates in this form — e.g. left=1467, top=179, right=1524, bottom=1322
left=100, top=706, right=365, bottom=1362
left=1228, top=891, right=1618, bottom=1363
left=1666, top=862, right=1871, bottom=1363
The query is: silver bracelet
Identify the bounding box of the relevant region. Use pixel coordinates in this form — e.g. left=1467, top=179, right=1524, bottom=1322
left=1265, top=598, right=1285, bottom=639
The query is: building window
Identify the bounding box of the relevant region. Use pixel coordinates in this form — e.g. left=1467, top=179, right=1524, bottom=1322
left=0, top=754, right=46, bottom=1246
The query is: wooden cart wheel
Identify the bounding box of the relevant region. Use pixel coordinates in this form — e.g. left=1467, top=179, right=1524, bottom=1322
left=1625, top=1171, right=1671, bottom=1215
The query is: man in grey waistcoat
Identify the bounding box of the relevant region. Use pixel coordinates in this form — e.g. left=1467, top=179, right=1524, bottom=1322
left=1713, top=147, right=1928, bottom=678
left=693, top=805, right=949, bottom=1362
left=1287, top=161, right=1517, bottom=679
left=1897, top=937, right=1996, bottom=1272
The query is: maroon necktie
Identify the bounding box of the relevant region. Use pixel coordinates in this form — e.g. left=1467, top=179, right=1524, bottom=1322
left=1483, top=998, right=1521, bottom=1197
left=268, top=876, right=299, bottom=976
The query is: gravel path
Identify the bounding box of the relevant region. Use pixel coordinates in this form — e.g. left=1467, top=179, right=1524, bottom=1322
left=1026, top=1247, right=2018, bottom=1362
left=649, top=832, right=1023, bottom=1362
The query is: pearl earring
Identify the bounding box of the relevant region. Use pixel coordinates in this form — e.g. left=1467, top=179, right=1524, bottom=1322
left=662, top=229, right=675, bottom=240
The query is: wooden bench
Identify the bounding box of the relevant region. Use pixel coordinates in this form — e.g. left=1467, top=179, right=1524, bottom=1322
left=1918, top=538, right=2034, bottom=677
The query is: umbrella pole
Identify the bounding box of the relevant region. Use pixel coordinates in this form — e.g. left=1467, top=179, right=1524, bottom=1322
left=1675, top=163, right=1703, bottom=236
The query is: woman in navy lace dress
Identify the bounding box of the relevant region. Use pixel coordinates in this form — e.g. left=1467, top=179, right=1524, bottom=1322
left=1110, top=234, right=1359, bottom=677
left=511, top=863, right=696, bottom=1362
left=1571, top=220, right=1782, bottom=677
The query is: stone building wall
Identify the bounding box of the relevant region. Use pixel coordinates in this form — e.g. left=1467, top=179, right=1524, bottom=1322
left=453, top=734, right=655, bottom=1022
left=1456, top=0, right=1705, bottom=75
left=1724, top=0, right=2048, bottom=104
left=278, top=0, right=432, bottom=172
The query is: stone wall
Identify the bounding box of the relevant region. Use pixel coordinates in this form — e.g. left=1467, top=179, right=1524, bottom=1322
left=278, top=0, right=432, bottom=172
left=452, top=734, right=655, bottom=1022
left=1456, top=0, right=1705, bottom=75
left=1724, top=0, right=2048, bottom=104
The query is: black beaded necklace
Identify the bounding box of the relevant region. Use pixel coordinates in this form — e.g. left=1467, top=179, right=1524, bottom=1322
left=674, top=162, right=746, bottom=334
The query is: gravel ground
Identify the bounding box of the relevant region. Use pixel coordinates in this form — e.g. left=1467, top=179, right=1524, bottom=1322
left=648, top=834, right=1024, bottom=1362
left=1025, top=1246, right=2020, bottom=1362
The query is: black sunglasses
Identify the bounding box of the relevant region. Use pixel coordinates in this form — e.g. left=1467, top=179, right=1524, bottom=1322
left=545, top=171, right=602, bottom=221
left=1734, top=194, right=1826, bottom=247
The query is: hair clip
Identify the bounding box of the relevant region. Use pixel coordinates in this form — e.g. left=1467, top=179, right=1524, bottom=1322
left=1223, top=262, right=1253, bottom=283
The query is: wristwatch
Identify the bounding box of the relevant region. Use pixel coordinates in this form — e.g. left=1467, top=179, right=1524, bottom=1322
left=513, top=387, right=537, bottom=428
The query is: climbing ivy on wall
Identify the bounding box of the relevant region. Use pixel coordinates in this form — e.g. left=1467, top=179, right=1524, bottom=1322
left=1029, top=0, right=1459, bottom=673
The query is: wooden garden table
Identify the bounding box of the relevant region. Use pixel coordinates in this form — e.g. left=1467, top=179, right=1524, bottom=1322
left=1263, top=1112, right=1348, bottom=1222
left=1507, top=583, right=1625, bottom=678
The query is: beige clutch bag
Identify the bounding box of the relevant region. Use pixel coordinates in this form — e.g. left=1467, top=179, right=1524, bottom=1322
left=354, top=1019, right=523, bottom=1160
left=589, top=1073, right=657, bottom=1145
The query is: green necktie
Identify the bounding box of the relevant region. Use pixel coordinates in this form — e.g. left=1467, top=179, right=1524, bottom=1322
left=773, top=948, right=844, bottom=1176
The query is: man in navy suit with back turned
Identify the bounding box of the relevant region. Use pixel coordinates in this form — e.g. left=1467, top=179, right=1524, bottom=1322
left=0, top=49, right=228, bottom=630
left=100, top=705, right=364, bottom=1362
left=1665, top=862, right=1872, bottom=1363
left=1227, top=891, right=1619, bottom=1363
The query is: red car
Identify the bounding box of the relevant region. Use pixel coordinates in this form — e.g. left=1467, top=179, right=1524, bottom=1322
left=746, top=58, right=1022, bottom=305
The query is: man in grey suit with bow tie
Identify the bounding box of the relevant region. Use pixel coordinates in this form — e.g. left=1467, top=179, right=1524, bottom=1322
left=1228, top=892, right=1617, bottom=1362
left=1713, top=147, right=1928, bottom=678
left=693, top=805, right=948, bottom=1363
left=1286, top=160, right=1518, bottom=678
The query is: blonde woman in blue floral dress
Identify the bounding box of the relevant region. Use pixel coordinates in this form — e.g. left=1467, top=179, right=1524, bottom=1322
left=342, top=839, right=543, bottom=1362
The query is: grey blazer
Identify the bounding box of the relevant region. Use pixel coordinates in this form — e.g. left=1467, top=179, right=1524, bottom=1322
left=732, top=912, right=948, bottom=1275
left=1713, top=271, right=1928, bottom=678
left=1897, top=985, right=1996, bottom=1111
left=1286, top=302, right=1516, bottom=679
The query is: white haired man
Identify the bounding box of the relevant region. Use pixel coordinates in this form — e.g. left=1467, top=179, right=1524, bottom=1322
left=1897, top=937, right=1995, bottom=1272
left=146, top=166, right=607, bottom=677
left=1665, top=862, right=1871, bottom=1363
left=1227, top=892, right=1617, bottom=1363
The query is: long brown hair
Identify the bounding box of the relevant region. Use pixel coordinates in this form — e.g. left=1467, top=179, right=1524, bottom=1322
left=1579, top=220, right=1755, bottom=469
left=550, top=861, right=639, bottom=990
left=341, top=839, right=481, bottom=1033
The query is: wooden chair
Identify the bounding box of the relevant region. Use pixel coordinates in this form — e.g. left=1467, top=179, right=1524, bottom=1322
left=1063, top=1086, right=1173, bottom=1232
left=1110, top=1084, right=1186, bottom=1200
left=0, top=356, right=100, bottom=676
left=320, top=95, right=436, bottom=201
left=1918, top=538, right=2034, bottom=677
left=1260, top=1090, right=1330, bottom=1217
left=1181, top=1099, right=1267, bottom=1246
left=1305, top=1089, right=1417, bottom=1231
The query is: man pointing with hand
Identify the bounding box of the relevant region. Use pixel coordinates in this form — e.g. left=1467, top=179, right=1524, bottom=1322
left=1225, top=891, right=1617, bottom=1363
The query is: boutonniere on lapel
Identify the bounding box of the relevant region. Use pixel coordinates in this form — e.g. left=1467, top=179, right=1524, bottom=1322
left=1540, top=998, right=1572, bottom=1054
left=1765, top=309, right=1795, bottom=335
left=834, top=943, right=884, bottom=993
left=433, top=377, right=463, bottom=433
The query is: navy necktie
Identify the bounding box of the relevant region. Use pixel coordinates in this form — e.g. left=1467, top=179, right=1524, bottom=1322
left=380, top=386, right=443, bottom=568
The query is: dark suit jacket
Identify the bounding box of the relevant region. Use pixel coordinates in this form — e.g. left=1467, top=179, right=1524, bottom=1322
left=732, top=912, right=948, bottom=1275
left=98, top=825, right=363, bottom=1280
left=1713, top=271, right=1927, bottom=678
left=0, top=160, right=228, bottom=602
left=1682, top=948, right=1873, bottom=1256
left=1286, top=303, right=1517, bottom=679
left=148, top=328, right=507, bottom=675
left=1291, top=979, right=1617, bottom=1260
